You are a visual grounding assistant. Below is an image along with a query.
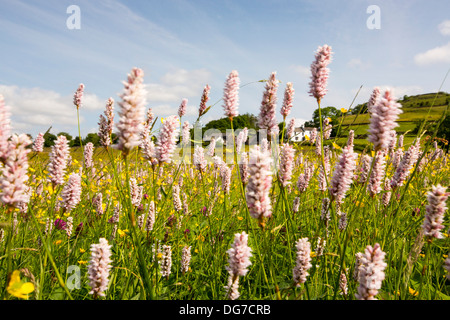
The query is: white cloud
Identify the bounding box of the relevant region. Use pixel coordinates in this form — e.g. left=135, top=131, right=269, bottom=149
left=0, top=85, right=104, bottom=135
left=347, top=58, right=371, bottom=70
left=145, top=68, right=211, bottom=103
left=353, top=85, right=423, bottom=102
left=290, top=65, right=311, bottom=77
left=438, top=20, right=450, bottom=36
left=414, top=42, right=450, bottom=65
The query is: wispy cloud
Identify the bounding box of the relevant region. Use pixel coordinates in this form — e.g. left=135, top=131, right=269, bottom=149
left=0, top=84, right=104, bottom=135
left=438, top=20, right=450, bottom=36
left=414, top=42, right=450, bottom=66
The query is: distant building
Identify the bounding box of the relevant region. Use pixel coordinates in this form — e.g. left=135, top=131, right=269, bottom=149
left=288, top=119, right=315, bottom=142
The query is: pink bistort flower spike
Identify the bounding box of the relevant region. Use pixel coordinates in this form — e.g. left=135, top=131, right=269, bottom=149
left=258, top=72, right=279, bottom=136
left=367, top=87, right=381, bottom=114
left=355, top=243, right=387, bottom=300
left=280, top=82, right=294, bottom=119
left=47, top=135, right=71, bottom=187
left=98, top=98, right=115, bottom=147
left=329, top=144, right=358, bottom=204
left=222, top=71, right=240, bottom=119
left=367, top=89, right=403, bottom=152
left=181, top=246, right=191, bottom=274
left=198, top=84, right=211, bottom=118
left=88, top=238, right=112, bottom=299
left=84, top=142, right=94, bottom=168
left=226, top=231, right=252, bottom=278
left=246, top=147, right=273, bottom=227
left=73, top=83, right=85, bottom=109
left=182, top=121, right=190, bottom=146
left=236, top=128, right=248, bottom=155
left=308, top=45, right=333, bottom=103
left=286, top=118, right=295, bottom=140
left=116, top=67, right=147, bottom=156
left=293, top=237, right=312, bottom=286
left=0, top=134, right=32, bottom=207
left=193, top=145, right=207, bottom=173
left=367, top=150, right=387, bottom=197
left=155, top=115, right=180, bottom=164
left=178, top=98, right=188, bottom=118
left=278, top=144, right=295, bottom=187
left=61, top=172, right=82, bottom=212
left=422, top=184, right=449, bottom=240
left=390, top=140, right=420, bottom=190
left=32, top=132, right=45, bottom=153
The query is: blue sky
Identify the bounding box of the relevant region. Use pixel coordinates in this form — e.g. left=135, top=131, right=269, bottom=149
left=1, top=0, right=450, bottom=138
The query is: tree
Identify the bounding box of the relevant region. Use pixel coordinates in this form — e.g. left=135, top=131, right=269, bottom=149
left=306, top=106, right=341, bottom=127
left=202, top=113, right=258, bottom=134
left=83, top=133, right=100, bottom=147
left=43, top=132, right=57, bottom=147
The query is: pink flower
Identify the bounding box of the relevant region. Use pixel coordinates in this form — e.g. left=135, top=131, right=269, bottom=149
left=88, top=238, right=112, bottom=299
left=181, top=246, right=191, bottom=274
left=129, top=177, right=143, bottom=207
left=207, top=137, right=216, bottom=157
left=198, top=84, right=211, bottom=118
left=61, top=172, right=82, bottom=212
left=178, top=98, right=188, bottom=118
left=367, top=87, right=381, bottom=114
left=422, top=184, right=449, bottom=239
left=73, top=83, right=85, bottom=108
left=367, top=89, right=403, bottom=151
left=293, top=237, right=312, bottom=286
left=222, top=71, right=240, bottom=119
left=220, top=163, right=231, bottom=194
left=84, top=142, right=94, bottom=168
left=47, top=135, right=71, bottom=186
left=286, top=118, right=295, bottom=140
left=182, top=121, right=190, bottom=146
left=390, top=140, right=420, bottom=190
left=172, top=184, right=183, bottom=212
left=116, top=67, right=147, bottom=155
left=224, top=231, right=252, bottom=300
left=226, top=231, right=252, bottom=277
left=280, top=82, right=294, bottom=119
left=193, top=145, right=207, bottom=173
left=308, top=45, right=333, bottom=102
left=32, top=132, right=45, bottom=153
left=236, top=128, right=248, bottom=154
left=155, top=115, right=180, bottom=164
left=278, top=144, right=295, bottom=187
left=329, top=144, right=357, bottom=204
left=0, top=134, right=32, bottom=207
left=258, top=72, right=279, bottom=136
left=355, top=243, right=387, bottom=300
left=98, top=98, right=114, bottom=147
left=246, top=147, right=273, bottom=226
left=367, top=150, right=387, bottom=197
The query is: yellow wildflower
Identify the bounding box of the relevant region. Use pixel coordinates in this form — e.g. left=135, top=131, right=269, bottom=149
left=7, top=270, right=34, bottom=299
left=409, top=287, right=419, bottom=296
left=340, top=108, right=348, bottom=113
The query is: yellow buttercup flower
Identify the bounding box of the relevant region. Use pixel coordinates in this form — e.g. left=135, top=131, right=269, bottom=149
left=340, top=108, right=348, bottom=113
left=409, top=287, right=419, bottom=296
left=332, top=142, right=341, bottom=150
left=7, top=270, right=34, bottom=299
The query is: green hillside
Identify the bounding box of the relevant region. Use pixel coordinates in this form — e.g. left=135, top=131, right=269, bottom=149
left=335, top=91, right=450, bottom=150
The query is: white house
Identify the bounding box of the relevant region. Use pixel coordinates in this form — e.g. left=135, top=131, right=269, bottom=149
left=288, top=119, right=315, bottom=142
